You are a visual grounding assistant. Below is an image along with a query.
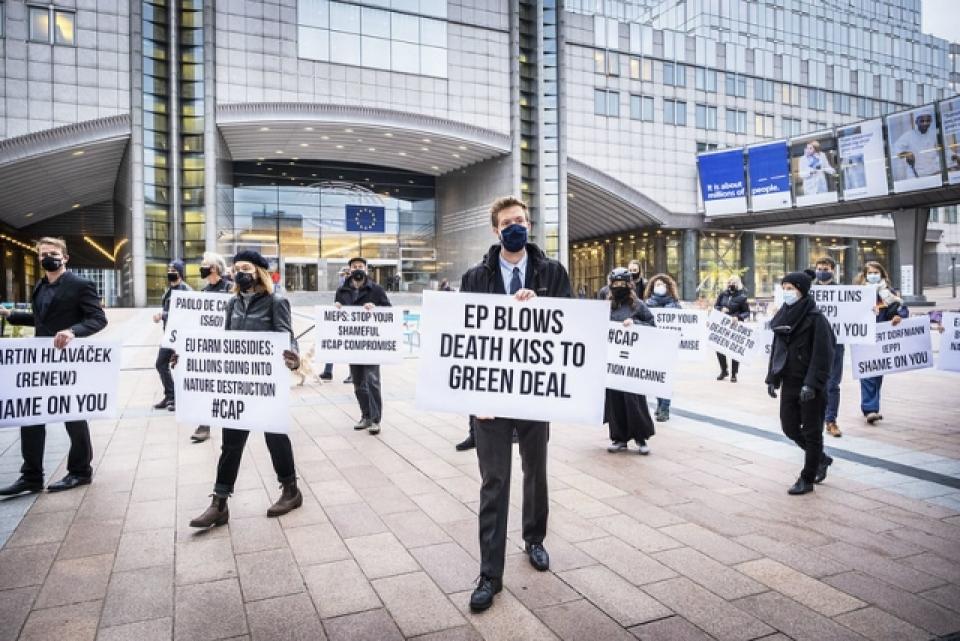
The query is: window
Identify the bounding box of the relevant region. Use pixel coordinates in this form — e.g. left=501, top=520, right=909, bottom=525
left=630, top=94, right=654, bottom=121
left=629, top=57, right=653, bottom=81
left=28, top=5, right=74, bottom=45
left=807, top=88, right=826, bottom=111
left=725, top=108, right=746, bottom=134
left=697, top=142, right=719, bottom=153
left=833, top=93, right=851, bottom=115
left=809, top=120, right=828, bottom=132
left=725, top=73, right=747, bottom=97
left=695, top=68, right=716, bottom=92
left=594, top=89, right=619, bottom=117
left=664, top=99, right=686, bottom=126
left=695, top=104, right=717, bottom=129
left=780, top=83, right=801, bottom=106
left=0, top=2, right=4, bottom=38
left=594, top=51, right=605, bottom=74
left=782, top=117, right=802, bottom=138
left=857, top=97, right=874, bottom=118
left=664, top=62, right=686, bottom=87
left=28, top=5, right=49, bottom=42
left=754, top=113, right=774, bottom=137
left=754, top=78, right=774, bottom=102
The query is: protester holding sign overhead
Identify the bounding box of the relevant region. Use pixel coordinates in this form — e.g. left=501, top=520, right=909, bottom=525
left=644, top=273, right=681, bottom=422
left=190, top=252, right=231, bottom=444
left=152, top=259, right=192, bottom=411
left=854, top=261, right=909, bottom=425
left=814, top=257, right=845, bottom=438
left=460, top=196, right=571, bottom=613
left=766, top=271, right=836, bottom=496
left=605, top=268, right=656, bottom=454
left=714, top=275, right=751, bottom=382
left=188, top=250, right=303, bottom=528
left=0, top=237, right=107, bottom=495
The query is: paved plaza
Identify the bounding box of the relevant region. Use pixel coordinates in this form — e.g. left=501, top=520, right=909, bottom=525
left=1, top=305, right=959, bottom=641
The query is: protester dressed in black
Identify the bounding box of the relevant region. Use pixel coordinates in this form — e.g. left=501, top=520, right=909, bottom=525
left=766, top=272, right=836, bottom=495
left=0, top=238, right=107, bottom=495
left=714, top=276, right=751, bottom=381
left=153, top=260, right=192, bottom=410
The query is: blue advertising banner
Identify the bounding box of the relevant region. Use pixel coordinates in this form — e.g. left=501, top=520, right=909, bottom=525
left=697, top=149, right=747, bottom=216
left=345, top=205, right=386, bottom=233
left=747, top=141, right=791, bottom=211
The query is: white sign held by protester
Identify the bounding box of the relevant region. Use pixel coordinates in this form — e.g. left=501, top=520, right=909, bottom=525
left=415, top=291, right=609, bottom=425
left=651, top=309, right=707, bottom=360
left=314, top=305, right=404, bottom=365
left=705, top=309, right=764, bottom=362
left=809, top=285, right=877, bottom=344
left=174, top=330, right=291, bottom=433
left=605, top=323, right=681, bottom=399
left=938, top=312, right=960, bottom=372
left=162, top=290, right=230, bottom=350
left=850, top=317, right=933, bottom=380
left=0, top=338, right=121, bottom=428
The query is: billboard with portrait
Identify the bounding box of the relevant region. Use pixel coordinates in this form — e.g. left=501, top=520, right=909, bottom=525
left=698, top=148, right=747, bottom=216
left=747, top=141, right=791, bottom=211
left=836, top=118, right=889, bottom=200
left=886, top=105, right=943, bottom=193
left=790, top=131, right=839, bottom=206
left=940, top=96, right=960, bottom=185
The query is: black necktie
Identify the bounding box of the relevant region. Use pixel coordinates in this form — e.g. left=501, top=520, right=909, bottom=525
left=509, top=267, right=522, bottom=294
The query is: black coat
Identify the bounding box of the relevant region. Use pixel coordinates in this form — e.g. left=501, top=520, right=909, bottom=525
left=335, top=279, right=392, bottom=307
left=765, top=297, right=836, bottom=391
left=461, top=243, right=572, bottom=298
left=202, top=278, right=231, bottom=293
left=8, top=271, right=107, bottom=338
left=714, top=289, right=751, bottom=321
left=609, top=298, right=655, bottom=326
left=225, top=293, right=298, bottom=353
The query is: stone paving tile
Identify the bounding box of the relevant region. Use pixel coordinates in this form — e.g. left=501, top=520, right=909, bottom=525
left=356, top=483, right=420, bottom=516
left=346, top=532, right=420, bottom=579
left=303, top=558, right=380, bottom=618
left=558, top=564, right=672, bottom=627
left=817, top=540, right=945, bottom=593
left=410, top=490, right=476, bottom=524
left=601, top=494, right=685, bottom=528
left=641, top=577, right=772, bottom=641
left=502, top=554, right=581, bottom=610
left=18, top=599, right=102, bottom=641
left=100, top=565, right=174, bottom=628
left=75, top=490, right=130, bottom=523
left=236, top=547, right=305, bottom=602
left=0, top=585, right=38, bottom=641
left=920, top=584, right=960, bottom=613
left=575, top=536, right=677, bottom=586
left=629, top=615, right=717, bottom=641
left=175, top=535, right=237, bottom=585
left=174, top=578, right=248, bottom=641
left=373, top=571, right=465, bottom=637
left=651, top=546, right=765, bottom=599
left=284, top=522, right=351, bottom=567
left=532, top=534, right=596, bottom=572
left=658, top=522, right=761, bottom=565
left=590, top=514, right=683, bottom=553
left=453, top=587, right=560, bottom=641
left=885, top=525, right=960, bottom=563
left=5, top=509, right=74, bottom=547
left=114, top=527, right=174, bottom=572
left=324, top=501, right=389, bottom=539
left=228, top=517, right=287, bottom=555
left=35, top=552, right=114, bottom=609
left=0, top=542, right=59, bottom=589
left=29, top=487, right=87, bottom=514
left=551, top=488, right=619, bottom=519
left=535, top=598, right=636, bottom=641
left=322, top=608, right=404, bottom=641
left=733, top=533, right=850, bottom=578
left=735, top=558, right=865, bottom=617
left=382, top=508, right=452, bottom=549
left=732, top=591, right=869, bottom=641
left=123, top=499, right=175, bottom=532
left=410, top=541, right=479, bottom=593
left=409, top=625, right=482, bottom=641
left=58, top=518, right=123, bottom=561
left=900, top=551, right=960, bottom=584
left=96, top=617, right=173, bottom=641
left=833, top=606, right=930, bottom=641
left=244, top=592, right=326, bottom=641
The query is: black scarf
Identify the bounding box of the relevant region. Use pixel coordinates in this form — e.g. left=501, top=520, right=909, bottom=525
left=768, top=295, right=816, bottom=376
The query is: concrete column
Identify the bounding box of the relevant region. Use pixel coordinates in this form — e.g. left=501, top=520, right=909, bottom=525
left=654, top=234, right=668, bottom=275
left=794, top=235, right=810, bottom=272
left=681, top=229, right=699, bottom=301
left=843, top=237, right=859, bottom=284
left=740, top=232, right=756, bottom=297
left=892, top=208, right=929, bottom=303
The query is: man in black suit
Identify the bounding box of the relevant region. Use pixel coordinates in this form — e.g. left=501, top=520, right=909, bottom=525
left=460, top=196, right=572, bottom=612
left=0, top=237, right=107, bottom=495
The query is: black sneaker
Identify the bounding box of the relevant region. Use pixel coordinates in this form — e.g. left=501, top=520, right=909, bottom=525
left=814, top=455, right=833, bottom=484
left=153, top=398, right=172, bottom=409
left=788, top=477, right=814, bottom=495
left=455, top=435, right=476, bottom=451
left=319, top=373, right=333, bottom=381
left=717, top=371, right=728, bottom=380
left=469, top=575, right=502, bottom=612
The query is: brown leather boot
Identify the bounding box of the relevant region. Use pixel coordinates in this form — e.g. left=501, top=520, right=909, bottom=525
left=267, top=482, right=303, bottom=517
left=189, top=495, right=229, bottom=528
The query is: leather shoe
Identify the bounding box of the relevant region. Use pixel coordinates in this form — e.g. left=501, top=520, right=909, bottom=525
left=815, top=455, right=833, bottom=484
left=526, top=543, right=550, bottom=571
left=469, top=575, right=502, bottom=612
left=455, top=435, right=476, bottom=451
left=47, top=474, right=92, bottom=493
left=0, top=477, right=44, bottom=496
left=788, top=477, right=814, bottom=495
left=153, top=398, right=172, bottom=409
left=191, top=426, right=211, bottom=443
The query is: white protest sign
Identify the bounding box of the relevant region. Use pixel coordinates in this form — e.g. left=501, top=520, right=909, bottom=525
left=705, top=309, right=764, bottom=362
left=937, top=311, right=960, bottom=372
left=606, top=323, right=680, bottom=399
left=809, top=285, right=877, bottom=344
left=314, top=305, right=404, bottom=365
left=0, top=338, right=121, bottom=428
left=174, top=330, right=290, bottom=433
left=750, top=319, right=774, bottom=361
left=162, top=290, right=230, bottom=350
left=651, top=308, right=707, bottom=361
left=900, top=265, right=914, bottom=297
left=849, top=316, right=933, bottom=380
left=415, top=291, right=608, bottom=425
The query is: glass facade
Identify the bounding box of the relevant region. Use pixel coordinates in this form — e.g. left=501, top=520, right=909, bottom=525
left=756, top=236, right=796, bottom=296
left=179, top=0, right=205, bottom=265
left=699, top=234, right=741, bottom=299
left=569, top=230, right=683, bottom=299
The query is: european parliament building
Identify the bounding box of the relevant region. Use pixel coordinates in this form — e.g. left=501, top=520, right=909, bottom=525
left=0, top=0, right=958, bottom=306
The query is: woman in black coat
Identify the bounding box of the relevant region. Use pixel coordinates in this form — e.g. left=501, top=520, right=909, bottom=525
left=604, top=268, right=656, bottom=455
left=766, top=272, right=836, bottom=495
left=714, top=275, right=751, bottom=382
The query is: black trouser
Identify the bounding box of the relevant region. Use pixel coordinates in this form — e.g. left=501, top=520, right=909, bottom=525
left=20, top=421, right=93, bottom=483
left=214, top=428, right=296, bottom=496
left=156, top=347, right=176, bottom=400
left=349, top=364, right=382, bottom=423
left=475, top=418, right=549, bottom=579
left=716, top=352, right=739, bottom=376
left=780, top=379, right=827, bottom=483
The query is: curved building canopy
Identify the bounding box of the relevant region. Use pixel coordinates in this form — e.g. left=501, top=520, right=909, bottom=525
left=217, top=103, right=511, bottom=175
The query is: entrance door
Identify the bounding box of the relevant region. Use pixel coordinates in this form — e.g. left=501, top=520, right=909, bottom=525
left=369, top=265, right=397, bottom=291
left=284, top=263, right=318, bottom=291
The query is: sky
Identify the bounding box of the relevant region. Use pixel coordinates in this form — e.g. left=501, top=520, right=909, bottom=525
left=921, top=0, right=960, bottom=44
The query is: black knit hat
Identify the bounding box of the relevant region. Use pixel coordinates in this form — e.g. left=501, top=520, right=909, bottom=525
left=233, top=250, right=269, bottom=270
left=781, top=271, right=812, bottom=297
left=168, top=260, right=185, bottom=279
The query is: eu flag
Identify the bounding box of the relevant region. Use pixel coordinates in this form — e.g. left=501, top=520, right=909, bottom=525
left=345, top=205, right=386, bottom=233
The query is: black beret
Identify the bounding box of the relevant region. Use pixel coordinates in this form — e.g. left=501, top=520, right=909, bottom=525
left=233, top=250, right=269, bottom=270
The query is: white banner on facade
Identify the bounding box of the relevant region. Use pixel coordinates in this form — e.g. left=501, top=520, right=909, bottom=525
left=0, top=338, right=121, bottom=428
left=837, top=118, right=889, bottom=200
left=705, top=309, right=764, bottom=362
left=850, top=317, right=933, bottom=380
left=314, top=305, right=404, bottom=365
left=809, top=285, right=877, bottom=344
left=162, top=291, right=230, bottom=350
left=939, top=95, right=960, bottom=185
left=605, top=323, right=680, bottom=399
left=174, top=330, right=291, bottom=433
left=651, top=308, right=707, bottom=360
left=415, top=291, right=609, bottom=425
left=887, top=105, right=943, bottom=193
left=938, top=312, right=960, bottom=372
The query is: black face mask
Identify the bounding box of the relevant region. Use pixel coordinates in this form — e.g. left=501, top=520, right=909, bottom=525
left=40, top=256, right=63, bottom=272
left=234, top=272, right=256, bottom=291
left=199, top=266, right=212, bottom=279
left=612, top=286, right=631, bottom=300
left=167, top=272, right=180, bottom=283
left=351, top=269, right=366, bottom=282
left=728, top=285, right=738, bottom=293
left=629, top=271, right=641, bottom=281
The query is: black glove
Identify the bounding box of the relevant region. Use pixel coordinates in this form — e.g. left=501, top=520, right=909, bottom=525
left=767, top=384, right=778, bottom=399
left=799, top=385, right=815, bottom=403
